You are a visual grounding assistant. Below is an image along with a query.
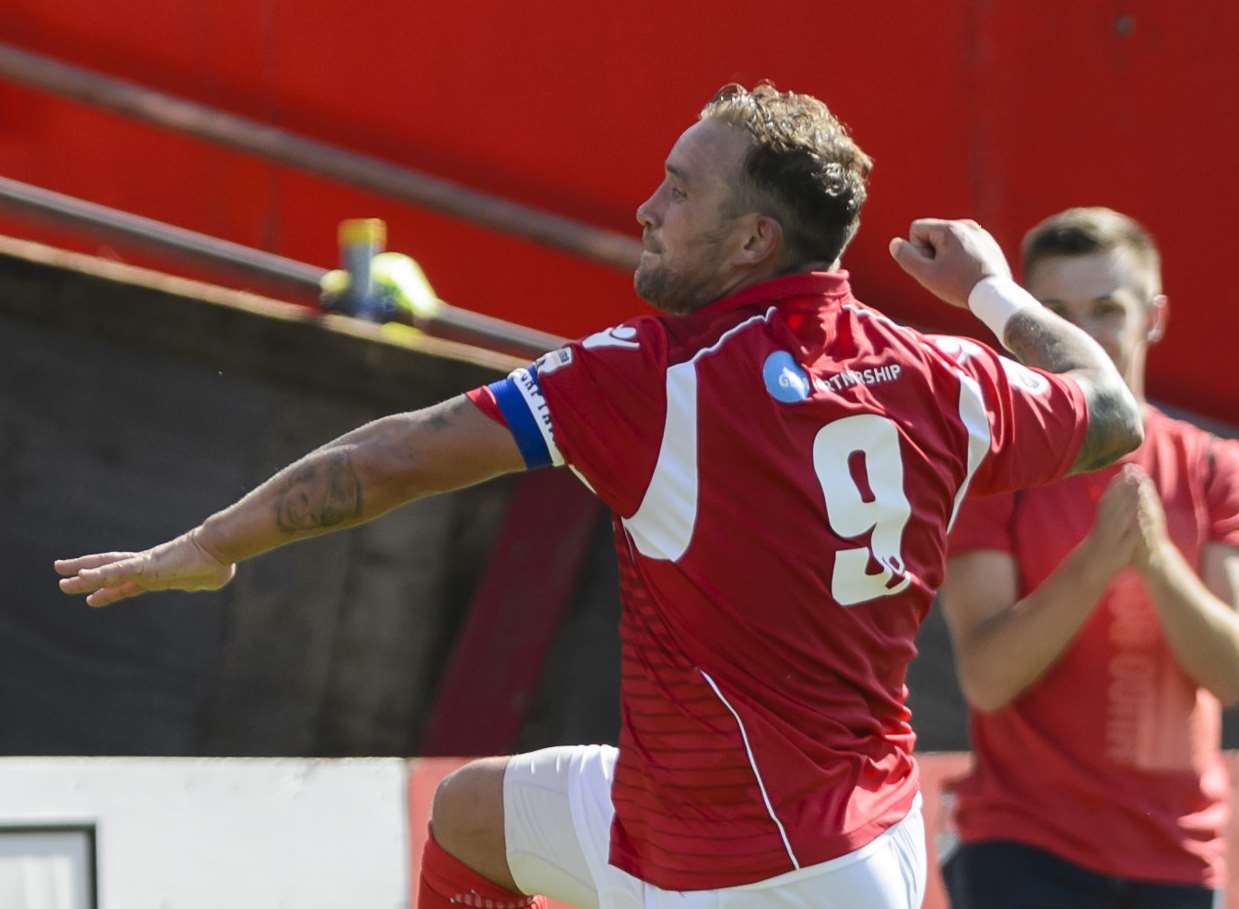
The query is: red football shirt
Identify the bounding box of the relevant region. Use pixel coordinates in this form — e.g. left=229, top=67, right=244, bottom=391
left=947, top=406, right=1239, bottom=887
left=471, top=271, right=1089, bottom=889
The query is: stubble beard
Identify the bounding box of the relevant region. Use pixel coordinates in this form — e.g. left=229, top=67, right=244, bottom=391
left=633, top=242, right=729, bottom=316
left=634, top=263, right=705, bottom=315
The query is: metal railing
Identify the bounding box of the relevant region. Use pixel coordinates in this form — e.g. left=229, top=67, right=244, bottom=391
left=0, top=176, right=325, bottom=293
left=0, top=43, right=601, bottom=359
left=0, top=43, right=641, bottom=273
left=0, top=175, right=566, bottom=359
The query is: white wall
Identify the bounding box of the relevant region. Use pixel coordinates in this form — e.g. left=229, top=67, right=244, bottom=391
left=0, top=758, right=409, bottom=909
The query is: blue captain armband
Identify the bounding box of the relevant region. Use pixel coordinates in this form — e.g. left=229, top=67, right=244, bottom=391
left=488, top=365, right=565, bottom=469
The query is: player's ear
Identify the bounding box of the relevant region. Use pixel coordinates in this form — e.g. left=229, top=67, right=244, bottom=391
left=737, top=214, right=783, bottom=266
left=1146, top=294, right=1168, bottom=344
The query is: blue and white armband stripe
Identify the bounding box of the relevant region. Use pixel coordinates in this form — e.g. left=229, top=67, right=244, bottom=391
left=488, top=365, right=565, bottom=469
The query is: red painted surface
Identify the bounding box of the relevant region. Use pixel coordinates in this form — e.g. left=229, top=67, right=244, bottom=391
left=420, top=470, right=600, bottom=756
left=409, top=753, right=1239, bottom=907
left=0, top=2, right=1235, bottom=420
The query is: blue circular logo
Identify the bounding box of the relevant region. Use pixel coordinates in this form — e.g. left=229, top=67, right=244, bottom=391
left=762, top=351, right=811, bottom=403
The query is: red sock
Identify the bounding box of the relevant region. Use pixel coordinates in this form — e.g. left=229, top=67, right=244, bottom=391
left=418, top=830, right=547, bottom=908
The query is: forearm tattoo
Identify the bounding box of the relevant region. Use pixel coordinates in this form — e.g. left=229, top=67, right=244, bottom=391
left=274, top=451, right=363, bottom=533
left=1003, top=309, right=1085, bottom=374
left=1005, top=308, right=1141, bottom=472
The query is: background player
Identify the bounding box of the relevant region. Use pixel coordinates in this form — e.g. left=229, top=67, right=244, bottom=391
left=55, top=87, right=1143, bottom=908
left=939, top=207, right=1239, bottom=908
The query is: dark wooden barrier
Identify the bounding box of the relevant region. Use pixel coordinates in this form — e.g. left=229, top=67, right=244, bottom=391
left=0, top=235, right=615, bottom=756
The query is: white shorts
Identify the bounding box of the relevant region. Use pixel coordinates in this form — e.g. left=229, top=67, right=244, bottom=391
left=503, top=745, right=927, bottom=909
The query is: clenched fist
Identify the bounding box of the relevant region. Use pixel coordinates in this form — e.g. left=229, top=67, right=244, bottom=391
left=889, top=218, right=1013, bottom=309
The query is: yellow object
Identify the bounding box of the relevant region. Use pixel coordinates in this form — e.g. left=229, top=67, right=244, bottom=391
left=338, top=218, right=387, bottom=247
left=379, top=322, right=425, bottom=344
left=320, top=268, right=350, bottom=297
left=319, top=252, right=441, bottom=322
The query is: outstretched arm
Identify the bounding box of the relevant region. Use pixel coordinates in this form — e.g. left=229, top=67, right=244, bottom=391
left=890, top=218, right=1143, bottom=473
left=56, top=395, right=524, bottom=607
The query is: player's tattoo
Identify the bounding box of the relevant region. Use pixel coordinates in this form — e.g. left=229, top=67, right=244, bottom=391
left=1003, top=309, right=1082, bottom=374
left=425, top=406, right=454, bottom=432
left=274, top=451, right=363, bottom=533
left=1004, top=308, right=1142, bottom=474
left=403, top=396, right=466, bottom=455
left=1073, top=388, right=1141, bottom=473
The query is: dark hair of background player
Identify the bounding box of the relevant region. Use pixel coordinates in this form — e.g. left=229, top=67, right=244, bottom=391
left=1022, top=207, right=1163, bottom=301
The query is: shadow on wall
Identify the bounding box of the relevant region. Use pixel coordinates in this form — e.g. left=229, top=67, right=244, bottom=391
left=0, top=238, right=526, bottom=757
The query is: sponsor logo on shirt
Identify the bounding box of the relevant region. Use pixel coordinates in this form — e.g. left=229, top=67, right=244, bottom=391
left=762, top=350, right=811, bottom=403
left=816, top=363, right=903, bottom=393
left=998, top=355, right=1051, bottom=395
left=932, top=335, right=985, bottom=363
left=583, top=324, right=640, bottom=351
left=536, top=347, right=574, bottom=375
left=933, top=335, right=1051, bottom=396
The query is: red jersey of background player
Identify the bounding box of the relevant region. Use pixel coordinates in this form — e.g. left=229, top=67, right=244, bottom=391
left=469, top=271, right=1089, bottom=890
left=947, top=407, right=1239, bottom=887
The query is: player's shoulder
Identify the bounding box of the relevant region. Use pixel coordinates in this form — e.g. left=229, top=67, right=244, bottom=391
left=1144, top=405, right=1216, bottom=457
left=825, top=295, right=986, bottom=372
left=1146, top=406, right=1239, bottom=478
left=1145, top=404, right=1219, bottom=444
left=920, top=332, right=993, bottom=366
left=535, top=315, right=667, bottom=381
left=577, top=314, right=667, bottom=355
left=660, top=302, right=787, bottom=369
left=831, top=296, right=924, bottom=353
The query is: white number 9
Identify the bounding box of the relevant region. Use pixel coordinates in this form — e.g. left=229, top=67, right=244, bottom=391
left=813, top=415, right=912, bottom=606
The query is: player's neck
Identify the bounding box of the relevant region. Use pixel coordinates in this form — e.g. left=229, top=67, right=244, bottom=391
left=1125, top=353, right=1148, bottom=405
left=707, top=258, right=839, bottom=307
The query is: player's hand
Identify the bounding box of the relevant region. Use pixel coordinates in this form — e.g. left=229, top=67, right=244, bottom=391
left=1130, top=469, right=1172, bottom=574
left=54, top=530, right=236, bottom=608
left=1079, top=465, right=1143, bottom=577
left=888, top=219, right=1013, bottom=308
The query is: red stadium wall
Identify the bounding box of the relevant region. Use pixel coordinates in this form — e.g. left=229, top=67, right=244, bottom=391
left=0, top=1, right=1236, bottom=420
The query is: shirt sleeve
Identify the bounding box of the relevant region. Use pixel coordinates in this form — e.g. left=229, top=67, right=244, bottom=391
left=465, top=385, right=505, bottom=425
left=478, top=319, right=668, bottom=515
left=948, top=491, right=1017, bottom=557
left=931, top=335, right=1090, bottom=497
left=1205, top=435, right=1239, bottom=547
